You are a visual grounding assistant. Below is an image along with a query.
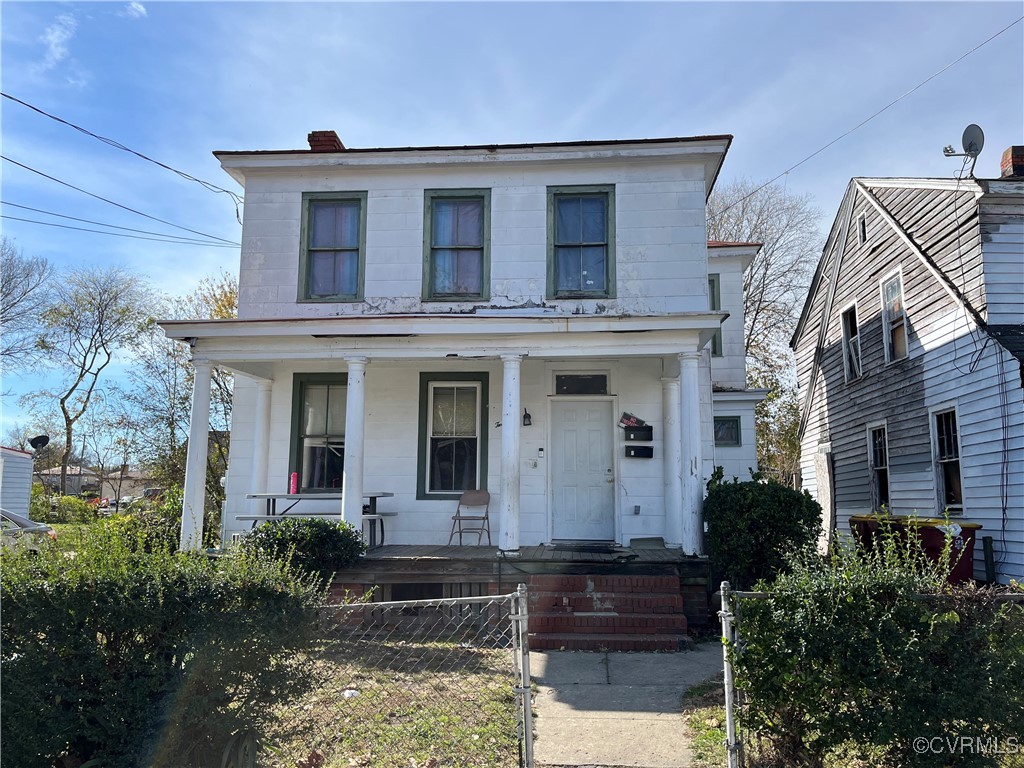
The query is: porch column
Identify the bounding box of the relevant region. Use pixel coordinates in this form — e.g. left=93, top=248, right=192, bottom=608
left=180, top=361, right=212, bottom=551
left=249, top=378, right=272, bottom=514
left=661, top=376, right=683, bottom=547
left=499, top=354, right=522, bottom=554
left=679, top=352, right=704, bottom=555
left=342, top=357, right=368, bottom=530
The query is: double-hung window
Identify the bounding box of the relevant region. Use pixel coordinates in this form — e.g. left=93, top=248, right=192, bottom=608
left=424, top=190, right=489, bottom=300
left=868, top=425, right=889, bottom=510
left=300, top=193, right=366, bottom=301
left=882, top=273, right=908, bottom=361
left=841, top=305, right=862, bottom=382
left=933, top=408, right=963, bottom=513
left=548, top=186, right=615, bottom=298
left=417, top=373, right=489, bottom=499
left=290, top=374, right=347, bottom=492
left=708, top=274, right=723, bottom=356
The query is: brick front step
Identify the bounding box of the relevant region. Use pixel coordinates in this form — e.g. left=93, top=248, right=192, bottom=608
left=529, top=632, right=692, bottom=652
left=529, top=590, right=684, bottom=614
left=527, top=574, right=682, bottom=593
left=530, top=611, right=688, bottom=634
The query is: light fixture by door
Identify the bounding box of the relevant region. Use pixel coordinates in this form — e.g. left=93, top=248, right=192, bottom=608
left=522, top=408, right=532, bottom=427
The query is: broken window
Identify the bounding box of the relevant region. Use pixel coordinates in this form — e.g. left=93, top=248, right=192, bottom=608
left=841, top=305, right=862, bottom=381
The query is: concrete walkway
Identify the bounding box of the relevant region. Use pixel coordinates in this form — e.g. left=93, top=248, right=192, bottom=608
left=530, top=646, right=722, bottom=768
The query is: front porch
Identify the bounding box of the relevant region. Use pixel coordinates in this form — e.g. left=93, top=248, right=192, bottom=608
left=329, top=542, right=712, bottom=650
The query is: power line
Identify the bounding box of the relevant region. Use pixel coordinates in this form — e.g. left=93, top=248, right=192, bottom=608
left=710, top=15, right=1024, bottom=222
left=0, top=215, right=239, bottom=247
left=1, top=200, right=231, bottom=245
left=1, top=155, right=241, bottom=246
left=1, top=91, right=244, bottom=207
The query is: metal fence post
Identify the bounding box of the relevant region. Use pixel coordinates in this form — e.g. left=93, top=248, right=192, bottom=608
left=513, top=583, right=535, bottom=768
left=719, top=581, right=741, bottom=768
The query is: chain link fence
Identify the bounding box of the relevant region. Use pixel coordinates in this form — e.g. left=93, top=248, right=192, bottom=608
left=258, top=584, right=534, bottom=768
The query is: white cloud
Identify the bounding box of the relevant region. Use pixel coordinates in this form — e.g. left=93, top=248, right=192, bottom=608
left=122, top=2, right=147, bottom=20
left=38, top=13, right=76, bottom=71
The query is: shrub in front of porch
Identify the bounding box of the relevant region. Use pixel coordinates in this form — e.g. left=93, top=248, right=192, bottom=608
left=704, top=467, right=821, bottom=588
left=239, top=517, right=366, bottom=584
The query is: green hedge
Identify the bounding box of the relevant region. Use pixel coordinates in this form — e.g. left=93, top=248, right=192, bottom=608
left=238, top=516, right=366, bottom=584
left=732, top=535, right=1024, bottom=767
left=0, top=521, right=326, bottom=768
left=704, top=468, right=822, bottom=588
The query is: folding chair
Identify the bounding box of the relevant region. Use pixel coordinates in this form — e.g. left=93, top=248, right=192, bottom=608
left=447, top=489, right=491, bottom=545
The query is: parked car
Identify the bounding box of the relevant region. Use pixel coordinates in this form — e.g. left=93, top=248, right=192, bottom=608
left=1, top=508, right=57, bottom=553
left=141, top=488, right=165, bottom=504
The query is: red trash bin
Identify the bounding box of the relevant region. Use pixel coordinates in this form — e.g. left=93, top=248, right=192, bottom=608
left=848, top=514, right=981, bottom=584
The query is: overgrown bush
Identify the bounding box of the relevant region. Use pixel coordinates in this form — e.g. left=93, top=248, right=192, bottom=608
left=704, top=467, right=822, bottom=588
left=732, top=534, right=1024, bottom=767
left=239, top=516, right=366, bottom=584
left=0, top=521, right=327, bottom=768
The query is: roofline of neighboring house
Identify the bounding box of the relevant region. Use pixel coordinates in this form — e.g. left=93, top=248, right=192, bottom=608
left=214, top=134, right=734, bottom=201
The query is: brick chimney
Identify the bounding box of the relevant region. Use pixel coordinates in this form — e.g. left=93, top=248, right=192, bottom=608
left=307, top=130, right=345, bottom=152
left=1000, top=145, right=1024, bottom=179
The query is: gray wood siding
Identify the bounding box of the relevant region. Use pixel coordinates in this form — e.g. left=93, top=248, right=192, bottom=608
left=979, top=189, right=1024, bottom=324
left=795, top=179, right=1024, bottom=582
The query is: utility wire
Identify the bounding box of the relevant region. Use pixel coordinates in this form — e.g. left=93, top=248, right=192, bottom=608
left=710, top=15, right=1024, bottom=222
left=1, top=200, right=231, bottom=245
left=1, top=215, right=239, bottom=247
left=1, top=91, right=244, bottom=207
left=1, top=155, right=241, bottom=246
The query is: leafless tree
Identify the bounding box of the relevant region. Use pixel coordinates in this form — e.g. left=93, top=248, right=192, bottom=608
left=0, top=236, right=54, bottom=370
left=708, top=179, right=822, bottom=482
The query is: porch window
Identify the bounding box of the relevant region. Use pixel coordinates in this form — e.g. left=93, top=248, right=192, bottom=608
left=290, top=374, right=347, bottom=492
left=417, top=373, right=489, bottom=500
left=555, top=374, right=609, bottom=395
left=299, top=193, right=367, bottom=302
left=548, top=186, right=615, bottom=298
left=841, top=305, right=861, bottom=382
left=423, top=189, right=490, bottom=300
left=868, top=425, right=889, bottom=510
left=933, top=408, right=963, bottom=514
left=882, top=273, right=908, bottom=362
left=714, top=416, right=741, bottom=447
left=708, top=274, right=723, bottom=357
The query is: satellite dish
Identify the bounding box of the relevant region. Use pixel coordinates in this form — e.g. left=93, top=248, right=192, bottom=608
left=962, top=124, right=985, bottom=158
left=29, top=435, right=50, bottom=451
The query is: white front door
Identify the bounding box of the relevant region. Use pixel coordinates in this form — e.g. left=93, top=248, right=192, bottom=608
left=551, top=400, right=616, bottom=541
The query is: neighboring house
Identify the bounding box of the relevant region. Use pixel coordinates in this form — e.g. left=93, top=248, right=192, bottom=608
left=162, top=132, right=765, bottom=558
left=97, top=468, right=154, bottom=502
left=36, top=465, right=100, bottom=497
left=0, top=446, right=34, bottom=518
left=791, top=146, right=1024, bottom=583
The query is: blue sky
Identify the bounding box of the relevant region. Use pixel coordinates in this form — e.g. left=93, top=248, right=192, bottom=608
left=1, top=1, right=1022, bottom=436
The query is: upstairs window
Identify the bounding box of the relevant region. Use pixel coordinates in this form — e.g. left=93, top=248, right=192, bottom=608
left=933, top=408, right=963, bottom=514
left=549, top=186, right=615, bottom=298
left=300, top=193, right=366, bottom=301
left=882, top=273, right=908, bottom=361
left=290, top=374, right=347, bottom=492
left=841, top=305, right=862, bottom=382
left=424, top=190, right=490, bottom=300
left=708, top=274, right=723, bottom=357
left=868, top=425, right=889, bottom=510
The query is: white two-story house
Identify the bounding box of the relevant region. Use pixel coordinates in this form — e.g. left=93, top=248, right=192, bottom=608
left=163, top=132, right=763, bottom=558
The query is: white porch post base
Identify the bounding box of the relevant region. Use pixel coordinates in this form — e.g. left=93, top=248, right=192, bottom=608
left=662, top=376, right=683, bottom=547
left=679, top=352, right=704, bottom=555
left=499, top=354, right=522, bottom=553
left=342, top=358, right=368, bottom=530
left=180, top=361, right=212, bottom=551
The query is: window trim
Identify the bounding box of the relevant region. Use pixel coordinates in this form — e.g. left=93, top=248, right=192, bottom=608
left=417, top=372, right=489, bottom=501
left=930, top=403, right=964, bottom=515
left=866, top=421, right=890, bottom=511
left=840, top=302, right=862, bottom=383
left=708, top=273, right=723, bottom=357
left=546, top=185, right=616, bottom=299
left=880, top=269, right=909, bottom=363
left=422, top=188, right=491, bottom=301
left=714, top=416, right=742, bottom=447
left=298, top=191, right=368, bottom=303
left=289, top=372, right=349, bottom=494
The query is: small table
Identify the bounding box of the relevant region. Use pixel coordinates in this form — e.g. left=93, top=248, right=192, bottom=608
left=242, top=492, right=396, bottom=546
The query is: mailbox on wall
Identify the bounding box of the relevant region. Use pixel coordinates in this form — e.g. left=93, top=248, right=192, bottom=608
left=624, top=445, right=654, bottom=459
left=624, top=425, right=653, bottom=441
